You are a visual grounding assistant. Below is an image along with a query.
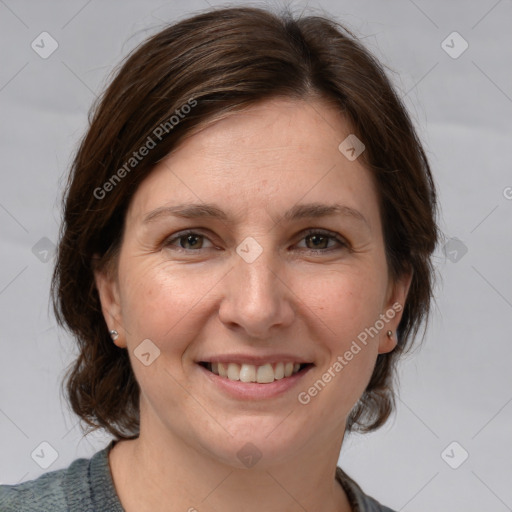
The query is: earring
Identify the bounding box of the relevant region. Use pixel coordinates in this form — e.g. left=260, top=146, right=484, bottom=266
left=386, top=330, right=393, bottom=338
left=109, top=329, right=119, bottom=341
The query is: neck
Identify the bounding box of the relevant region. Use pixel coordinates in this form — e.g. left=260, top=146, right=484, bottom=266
left=109, top=419, right=352, bottom=512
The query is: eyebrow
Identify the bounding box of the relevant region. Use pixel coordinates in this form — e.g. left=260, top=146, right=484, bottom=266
left=142, top=202, right=369, bottom=227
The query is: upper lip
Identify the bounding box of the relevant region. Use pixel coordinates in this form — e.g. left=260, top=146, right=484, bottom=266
left=196, top=354, right=314, bottom=365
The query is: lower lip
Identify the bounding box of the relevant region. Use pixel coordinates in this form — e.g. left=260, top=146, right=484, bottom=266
left=197, top=363, right=314, bottom=400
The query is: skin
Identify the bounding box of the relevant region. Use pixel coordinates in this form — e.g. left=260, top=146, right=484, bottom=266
left=95, top=96, right=411, bottom=512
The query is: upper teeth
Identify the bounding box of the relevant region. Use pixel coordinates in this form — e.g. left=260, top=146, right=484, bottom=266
left=208, top=362, right=302, bottom=383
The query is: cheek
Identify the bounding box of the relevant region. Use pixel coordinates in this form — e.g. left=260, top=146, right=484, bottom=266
left=118, top=263, right=206, bottom=395
left=297, top=267, right=386, bottom=403
left=119, top=259, right=218, bottom=345
left=304, top=265, right=387, bottom=339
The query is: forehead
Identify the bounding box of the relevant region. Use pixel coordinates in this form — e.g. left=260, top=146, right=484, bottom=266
left=126, top=97, right=381, bottom=230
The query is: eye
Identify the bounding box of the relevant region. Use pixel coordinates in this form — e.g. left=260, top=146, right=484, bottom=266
left=295, top=229, right=348, bottom=253
left=163, top=228, right=348, bottom=253
left=164, top=230, right=214, bottom=251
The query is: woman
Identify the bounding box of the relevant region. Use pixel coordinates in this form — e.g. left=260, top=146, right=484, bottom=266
left=0, top=5, right=438, bottom=511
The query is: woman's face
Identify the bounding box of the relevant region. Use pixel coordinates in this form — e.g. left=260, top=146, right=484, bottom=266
left=96, top=97, right=410, bottom=467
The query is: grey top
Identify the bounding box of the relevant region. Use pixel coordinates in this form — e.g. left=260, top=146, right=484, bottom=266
left=0, top=441, right=396, bottom=511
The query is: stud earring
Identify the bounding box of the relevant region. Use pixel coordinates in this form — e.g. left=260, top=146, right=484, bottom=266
left=386, top=330, right=393, bottom=338
left=109, top=329, right=119, bottom=341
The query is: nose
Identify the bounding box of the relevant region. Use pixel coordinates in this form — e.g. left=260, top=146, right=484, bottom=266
left=217, top=245, right=295, bottom=339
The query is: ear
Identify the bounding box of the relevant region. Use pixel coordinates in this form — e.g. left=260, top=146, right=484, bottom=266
left=378, top=270, right=413, bottom=354
left=93, top=255, right=126, bottom=348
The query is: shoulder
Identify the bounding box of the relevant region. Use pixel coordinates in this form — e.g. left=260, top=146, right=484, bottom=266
left=336, top=467, right=397, bottom=512
left=0, top=458, right=86, bottom=512
left=0, top=442, right=120, bottom=512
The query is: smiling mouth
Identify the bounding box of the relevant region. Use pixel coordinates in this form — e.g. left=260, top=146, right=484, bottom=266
left=198, top=361, right=313, bottom=384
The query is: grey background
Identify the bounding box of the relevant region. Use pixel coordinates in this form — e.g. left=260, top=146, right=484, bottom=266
left=1, top=0, right=511, bottom=510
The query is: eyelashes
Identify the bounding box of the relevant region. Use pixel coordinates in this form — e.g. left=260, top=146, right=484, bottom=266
left=162, top=228, right=349, bottom=254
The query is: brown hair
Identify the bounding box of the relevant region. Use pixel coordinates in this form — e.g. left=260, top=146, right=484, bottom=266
left=51, top=5, right=438, bottom=440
